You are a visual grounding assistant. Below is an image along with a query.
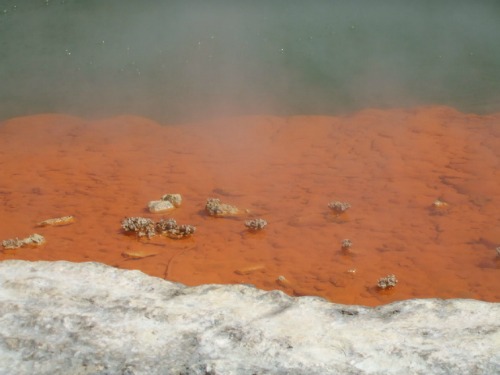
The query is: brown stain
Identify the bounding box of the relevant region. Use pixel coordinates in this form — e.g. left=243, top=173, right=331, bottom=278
left=0, top=107, right=499, bottom=306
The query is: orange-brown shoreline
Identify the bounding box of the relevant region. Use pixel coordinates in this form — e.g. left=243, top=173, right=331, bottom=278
left=0, top=107, right=499, bottom=306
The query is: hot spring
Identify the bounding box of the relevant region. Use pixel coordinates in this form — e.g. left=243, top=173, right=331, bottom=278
left=0, top=0, right=499, bottom=305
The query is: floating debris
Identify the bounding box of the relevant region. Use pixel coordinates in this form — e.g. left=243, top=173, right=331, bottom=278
left=346, top=268, right=357, bottom=274
left=37, top=215, right=75, bottom=227
left=341, top=239, right=352, bottom=251
left=234, top=264, right=265, bottom=275
left=328, top=201, right=351, bottom=215
left=205, top=197, right=240, bottom=217
left=2, top=233, right=45, bottom=250
left=121, top=217, right=156, bottom=239
left=245, top=218, right=267, bottom=231
left=161, top=193, right=182, bottom=207
left=377, top=274, right=398, bottom=289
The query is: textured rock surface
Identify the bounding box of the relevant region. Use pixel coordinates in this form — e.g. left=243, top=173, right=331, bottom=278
left=0, top=261, right=498, bottom=375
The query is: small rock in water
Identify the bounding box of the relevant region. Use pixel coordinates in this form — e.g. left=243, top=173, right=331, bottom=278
left=328, top=201, right=351, bottom=215
left=2, top=233, right=45, bottom=249
left=377, top=274, right=398, bottom=289
left=341, top=239, right=352, bottom=251
left=148, top=200, right=175, bottom=213
left=162, top=224, right=196, bottom=240
left=121, top=217, right=156, bottom=238
left=205, top=197, right=240, bottom=217
left=161, top=193, right=182, bottom=207
left=245, top=218, right=267, bottom=231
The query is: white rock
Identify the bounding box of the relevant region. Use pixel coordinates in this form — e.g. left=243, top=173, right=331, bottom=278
left=148, top=200, right=174, bottom=213
left=0, top=260, right=498, bottom=375
left=161, top=193, right=182, bottom=207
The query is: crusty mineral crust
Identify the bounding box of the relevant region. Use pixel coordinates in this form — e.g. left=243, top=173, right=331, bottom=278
left=205, top=198, right=240, bottom=217
left=245, top=218, right=267, bottom=231
left=122, top=217, right=195, bottom=240
left=121, top=217, right=156, bottom=238
left=1, top=233, right=45, bottom=249
left=341, top=239, right=352, bottom=250
left=328, top=201, right=351, bottom=215
left=0, top=260, right=498, bottom=374
left=377, top=274, right=398, bottom=289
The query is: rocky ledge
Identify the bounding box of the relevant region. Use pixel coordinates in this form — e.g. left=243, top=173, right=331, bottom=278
left=0, top=260, right=498, bottom=374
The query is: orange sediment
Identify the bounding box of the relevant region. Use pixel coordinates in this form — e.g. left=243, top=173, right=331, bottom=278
left=0, top=107, right=499, bottom=306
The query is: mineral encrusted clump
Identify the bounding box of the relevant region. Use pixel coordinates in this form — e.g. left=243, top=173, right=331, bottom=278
left=377, top=274, right=398, bottom=289
left=155, top=218, right=178, bottom=232
left=2, top=234, right=46, bottom=249
left=205, top=198, right=240, bottom=217
left=341, top=239, right=352, bottom=251
left=122, top=217, right=195, bottom=240
left=328, top=201, right=351, bottom=215
left=245, top=218, right=267, bottom=231
left=156, top=219, right=196, bottom=239
left=121, top=217, right=156, bottom=238
left=164, top=224, right=196, bottom=239
left=2, top=238, right=24, bottom=250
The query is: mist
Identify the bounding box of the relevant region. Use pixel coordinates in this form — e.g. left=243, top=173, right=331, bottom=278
left=1, top=0, right=499, bottom=123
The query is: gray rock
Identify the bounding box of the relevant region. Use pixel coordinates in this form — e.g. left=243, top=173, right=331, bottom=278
left=148, top=199, right=175, bottom=213
left=0, top=260, right=498, bottom=375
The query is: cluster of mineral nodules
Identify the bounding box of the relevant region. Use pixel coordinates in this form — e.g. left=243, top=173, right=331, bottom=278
left=328, top=201, right=351, bottom=215
left=205, top=197, right=240, bottom=217
left=2, top=233, right=46, bottom=249
left=341, top=239, right=352, bottom=251
left=245, top=218, right=268, bottom=231
left=155, top=218, right=196, bottom=239
left=121, top=217, right=195, bottom=239
left=377, top=274, right=398, bottom=289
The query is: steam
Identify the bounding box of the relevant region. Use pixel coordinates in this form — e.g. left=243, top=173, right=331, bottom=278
left=1, top=0, right=499, bottom=123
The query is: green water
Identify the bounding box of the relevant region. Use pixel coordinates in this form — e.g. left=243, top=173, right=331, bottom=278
left=1, top=0, right=499, bottom=123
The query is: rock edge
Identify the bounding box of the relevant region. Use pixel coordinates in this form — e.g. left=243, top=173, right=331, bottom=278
left=0, top=260, right=498, bottom=375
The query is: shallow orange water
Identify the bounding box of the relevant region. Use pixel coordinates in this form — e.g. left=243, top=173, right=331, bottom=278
left=0, top=107, right=499, bottom=306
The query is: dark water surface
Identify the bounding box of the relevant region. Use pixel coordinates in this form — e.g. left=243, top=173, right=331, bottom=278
left=1, top=0, right=500, bottom=123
